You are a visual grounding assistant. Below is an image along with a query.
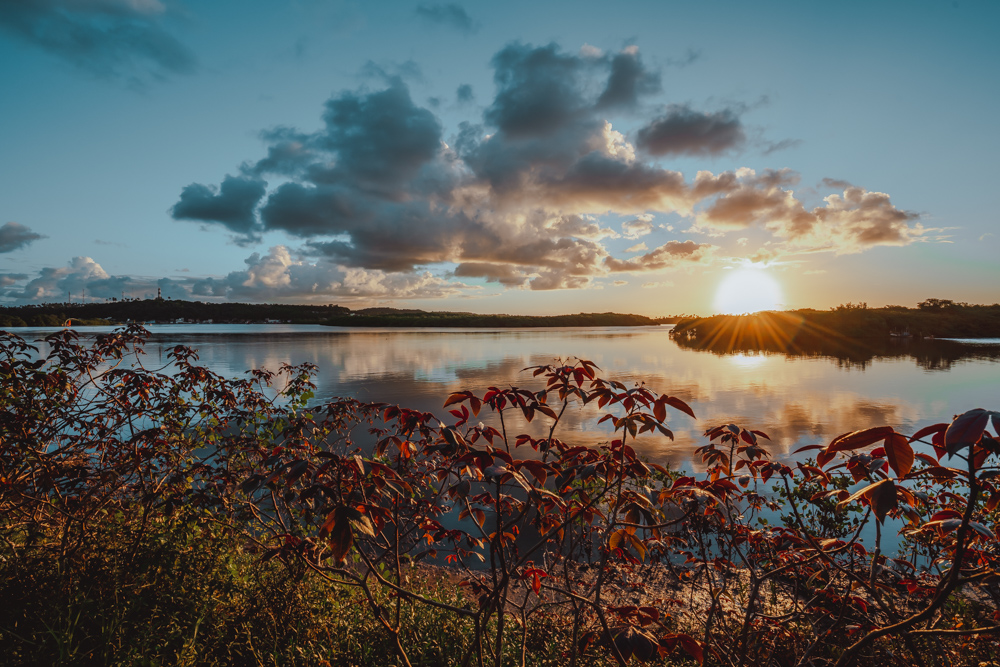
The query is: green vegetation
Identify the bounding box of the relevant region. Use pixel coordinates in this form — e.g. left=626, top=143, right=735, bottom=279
left=2, top=327, right=999, bottom=666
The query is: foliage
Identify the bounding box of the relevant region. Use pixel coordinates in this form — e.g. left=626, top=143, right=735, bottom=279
left=2, top=326, right=999, bottom=666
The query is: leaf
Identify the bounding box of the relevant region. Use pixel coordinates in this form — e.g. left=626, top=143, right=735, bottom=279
left=608, top=528, right=628, bottom=551
left=662, top=396, right=696, bottom=419
left=816, top=449, right=836, bottom=468
left=910, top=422, right=947, bottom=443
left=884, top=433, right=914, bottom=477
left=828, top=426, right=895, bottom=453
left=653, top=399, right=666, bottom=423
left=839, top=478, right=897, bottom=523
left=945, top=409, right=992, bottom=453
left=326, top=509, right=354, bottom=562
left=676, top=635, right=705, bottom=665
left=349, top=512, right=376, bottom=538
left=443, top=392, right=469, bottom=408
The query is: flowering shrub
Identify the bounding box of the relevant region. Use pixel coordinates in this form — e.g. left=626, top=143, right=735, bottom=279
left=1, top=326, right=998, bottom=666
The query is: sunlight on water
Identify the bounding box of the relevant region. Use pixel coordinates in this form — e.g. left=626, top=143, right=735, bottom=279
left=727, top=352, right=768, bottom=369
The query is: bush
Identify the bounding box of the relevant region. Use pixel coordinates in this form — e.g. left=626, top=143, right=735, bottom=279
left=2, top=326, right=999, bottom=666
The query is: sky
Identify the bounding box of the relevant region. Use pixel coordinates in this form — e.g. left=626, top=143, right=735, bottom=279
left=1, top=0, right=998, bottom=317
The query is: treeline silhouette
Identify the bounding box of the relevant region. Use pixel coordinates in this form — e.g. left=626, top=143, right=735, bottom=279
left=0, top=299, right=660, bottom=329
left=0, top=300, right=351, bottom=327
left=672, top=301, right=1000, bottom=358
left=324, top=310, right=658, bottom=328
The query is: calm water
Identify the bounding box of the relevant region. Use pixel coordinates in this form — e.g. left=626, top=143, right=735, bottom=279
left=9, top=324, right=999, bottom=473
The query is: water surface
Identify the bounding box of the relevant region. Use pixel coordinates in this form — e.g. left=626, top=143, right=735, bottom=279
left=9, top=323, right=998, bottom=472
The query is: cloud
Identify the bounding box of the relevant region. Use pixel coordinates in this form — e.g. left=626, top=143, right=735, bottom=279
left=0, top=0, right=196, bottom=85
left=761, top=138, right=802, bottom=155
left=1, top=256, right=130, bottom=302
left=622, top=214, right=654, bottom=239
left=0, top=273, right=28, bottom=287
left=625, top=242, right=648, bottom=253
left=604, top=240, right=714, bottom=272
left=414, top=4, right=477, bottom=34
left=171, top=175, right=267, bottom=242
left=595, top=46, right=661, bottom=110
left=637, top=104, right=746, bottom=156
left=695, top=171, right=928, bottom=254
left=167, top=41, right=918, bottom=298
left=821, top=177, right=853, bottom=189
left=0, top=222, right=45, bottom=252
left=189, top=245, right=473, bottom=301
left=456, top=83, right=474, bottom=103
left=1, top=247, right=476, bottom=305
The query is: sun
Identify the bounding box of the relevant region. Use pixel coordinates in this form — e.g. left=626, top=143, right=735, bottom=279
left=713, top=268, right=784, bottom=314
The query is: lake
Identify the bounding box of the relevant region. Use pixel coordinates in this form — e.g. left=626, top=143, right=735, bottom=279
left=8, top=323, right=999, bottom=473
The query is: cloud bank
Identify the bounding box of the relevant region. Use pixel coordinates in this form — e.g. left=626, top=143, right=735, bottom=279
left=3, top=42, right=926, bottom=305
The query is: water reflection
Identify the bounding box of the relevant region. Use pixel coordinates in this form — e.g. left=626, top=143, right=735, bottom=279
left=8, top=324, right=998, bottom=473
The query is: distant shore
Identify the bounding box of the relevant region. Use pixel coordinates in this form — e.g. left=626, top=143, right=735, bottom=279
left=5, top=298, right=999, bottom=339
left=670, top=301, right=1000, bottom=354
left=0, top=298, right=679, bottom=329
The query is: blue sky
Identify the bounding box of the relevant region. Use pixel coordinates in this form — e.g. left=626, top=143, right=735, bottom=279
left=1, top=0, right=997, bottom=316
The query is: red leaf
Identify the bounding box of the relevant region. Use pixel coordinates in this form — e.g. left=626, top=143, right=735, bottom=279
left=910, top=422, right=947, bottom=443
left=817, top=450, right=836, bottom=468
left=663, top=396, right=696, bottom=420
left=652, top=398, right=666, bottom=423
left=945, top=409, right=991, bottom=449
left=884, top=433, right=914, bottom=477
left=828, top=426, right=895, bottom=453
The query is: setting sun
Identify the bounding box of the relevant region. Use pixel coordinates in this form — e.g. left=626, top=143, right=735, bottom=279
left=713, top=268, right=784, bottom=314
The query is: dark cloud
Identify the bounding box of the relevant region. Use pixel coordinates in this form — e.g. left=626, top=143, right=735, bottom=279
left=596, top=47, right=661, bottom=110
left=485, top=42, right=588, bottom=139
left=171, top=175, right=267, bottom=241
left=456, top=83, right=474, bottom=104
left=637, top=105, right=746, bottom=156
left=0, top=222, right=45, bottom=253
left=414, top=4, right=477, bottom=34
left=0, top=0, right=196, bottom=85
left=318, top=79, right=442, bottom=190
